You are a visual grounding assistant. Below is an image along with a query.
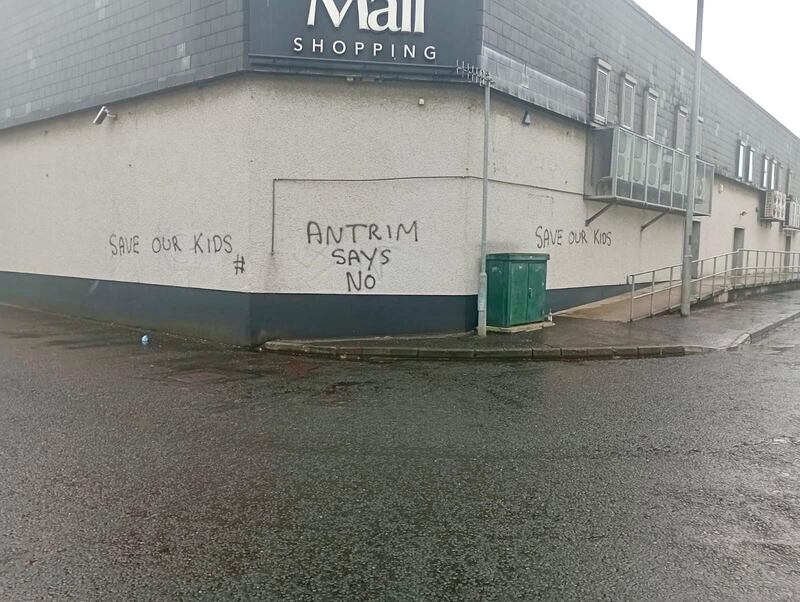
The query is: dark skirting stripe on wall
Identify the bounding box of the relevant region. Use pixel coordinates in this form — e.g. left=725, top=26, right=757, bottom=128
left=0, top=271, right=253, bottom=345
left=0, top=271, right=631, bottom=345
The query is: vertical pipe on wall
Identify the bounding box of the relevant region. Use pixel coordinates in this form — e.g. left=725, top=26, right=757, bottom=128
left=477, top=76, right=491, bottom=337
left=271, top=179, right=277, bottom=256
left=680, top=0, right=704, bottom=317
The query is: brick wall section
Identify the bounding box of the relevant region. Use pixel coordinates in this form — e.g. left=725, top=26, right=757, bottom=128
left=0, top=0, right=246, bottom=130
left=482, top=0, right=800, bottom=197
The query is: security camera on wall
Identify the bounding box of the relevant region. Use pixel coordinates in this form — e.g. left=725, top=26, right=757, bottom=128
left=92, top=105, right=116, bottom=125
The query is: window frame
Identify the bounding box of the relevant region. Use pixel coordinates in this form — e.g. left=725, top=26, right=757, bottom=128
left=695, top=115, right=704, bottom=156
left=592, top=58, right=612, bottom=125
left=771, top=159, right=780, bottom=191
left=746, top=147, right=754, bottom=183
left=643, top=87, right=659, bottom=140
left=619, top=73, right=637, bottom=130
left=736, top=142, right=746, bottom=180
left=762, top=155, right=771, bottom=189
left=675, top=105, right=689, bottom=152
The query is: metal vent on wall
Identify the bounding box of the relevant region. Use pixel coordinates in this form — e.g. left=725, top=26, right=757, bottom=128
left=763, top=190, right=787, bottom=222
left=786, top=198, right=800, bottom=230
left=595, top=68, right=609, bottom=123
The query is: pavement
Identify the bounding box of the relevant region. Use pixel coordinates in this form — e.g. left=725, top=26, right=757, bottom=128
left=2, top=303, right=800, bottom=600
left=560, top=272, right=796, bottom=323
left=263, top=289, right=800, bottom=361
left=557, top=280, right=727, bottom=322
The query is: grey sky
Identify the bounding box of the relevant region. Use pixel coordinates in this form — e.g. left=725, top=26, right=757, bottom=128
left=632, top=0, right=799, bottom=137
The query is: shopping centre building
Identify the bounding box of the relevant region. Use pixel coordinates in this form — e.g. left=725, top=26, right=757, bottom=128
left=1, top=0, right=798, bottom=344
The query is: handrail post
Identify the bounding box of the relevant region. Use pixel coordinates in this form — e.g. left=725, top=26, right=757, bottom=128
left=756, top=251, right=760, bottom=285
left=744, top=250, right=749, bottom=288
left=668, top=266, right=674, bottom=311
left=723, top=253, right=729, bottom=291
left=712, top=256, right=717, bottom=296
left=697, top=259, right=703, bottom=301
left=629, top=275, right=635, bottom=322
left=755, top=251, right=760, bottom=286
left=650, top=270, right=656, bottom=318
left=740, top=249, right=745, bottom=287
left=772, top=251, right=777, bottom=284
left=755, top=251, right=764, bottom=286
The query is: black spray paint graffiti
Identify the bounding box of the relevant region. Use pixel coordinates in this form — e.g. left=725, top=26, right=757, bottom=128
left=535, top=226, right=613, bottom=250
left=306, top=221, right=419, bottom=292
left=108, top=233, right=244, bottom=275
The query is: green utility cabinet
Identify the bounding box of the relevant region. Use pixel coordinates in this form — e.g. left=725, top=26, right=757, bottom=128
left=486, top=253, right=550, bottom=328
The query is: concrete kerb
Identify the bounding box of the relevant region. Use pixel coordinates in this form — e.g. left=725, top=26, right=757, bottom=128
left=260, top=341, right=718, bottom=362
left=260, top=309, right=800, bottom=363
left=722, top=309, right=800, bottom=351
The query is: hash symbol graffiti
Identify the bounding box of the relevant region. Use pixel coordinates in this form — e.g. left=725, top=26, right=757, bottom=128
left=233, top=255, right=246, bottom=275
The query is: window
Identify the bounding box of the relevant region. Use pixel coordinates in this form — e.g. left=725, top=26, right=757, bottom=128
left=762, top=156, right=770, bottom=189
left=592, top=58, right=611, bottom=124
left=675, top=106, right=688, bottom=151
left=746, top=147, right=754, bottom=183
left=695, top=116, right=704, bottom=156
left=788, top=169, right=793, bottom=195
left=736, top=142, right=746, bottom=180
left=643, top=88, right=658, bottom=139
left=771, top=159, right=780, bottom=191
left=619, top=73, right=636, bottom=130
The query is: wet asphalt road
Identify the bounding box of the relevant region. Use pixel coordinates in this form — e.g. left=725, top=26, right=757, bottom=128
left=1, top=305, right=799, bottom=601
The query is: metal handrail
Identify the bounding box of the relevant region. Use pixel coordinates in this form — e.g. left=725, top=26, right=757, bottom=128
left=627, top=248, right=800, bottom=321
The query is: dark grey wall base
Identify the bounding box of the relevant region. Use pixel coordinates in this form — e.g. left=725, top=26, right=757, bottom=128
left=0, top=272, right=478, bottom=345
left=547, top=284, right=633, bottom=313
left=728, top=281, right=800, bottom=303
left=250, top=294, right=477, bottom=341
left=0, top=271, right=253, bottom=345
left=0, top=271, right=632, bottom=345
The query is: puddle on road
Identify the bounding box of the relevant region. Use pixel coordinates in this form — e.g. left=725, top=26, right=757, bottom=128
left=751, top=344, right=797, bottom=355
left=141, top=352, right=327, bottom=389
left=0, top=330, right=54, bottom=339
left=324, top=380, right=377, bottom=395
left=736, top=436, right=800, bottom=448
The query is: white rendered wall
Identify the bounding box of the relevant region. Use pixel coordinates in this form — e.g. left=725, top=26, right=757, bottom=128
left=259, top=77, right=686, bottom=295
left=0, top=78, right=254, bottom=293
left=697, top=178, right=797, bottom=261
left=3, top=74, right=786, bottom=302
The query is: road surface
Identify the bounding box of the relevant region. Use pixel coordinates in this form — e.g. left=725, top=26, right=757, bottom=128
left=1, top=305, right=799, bottom=600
